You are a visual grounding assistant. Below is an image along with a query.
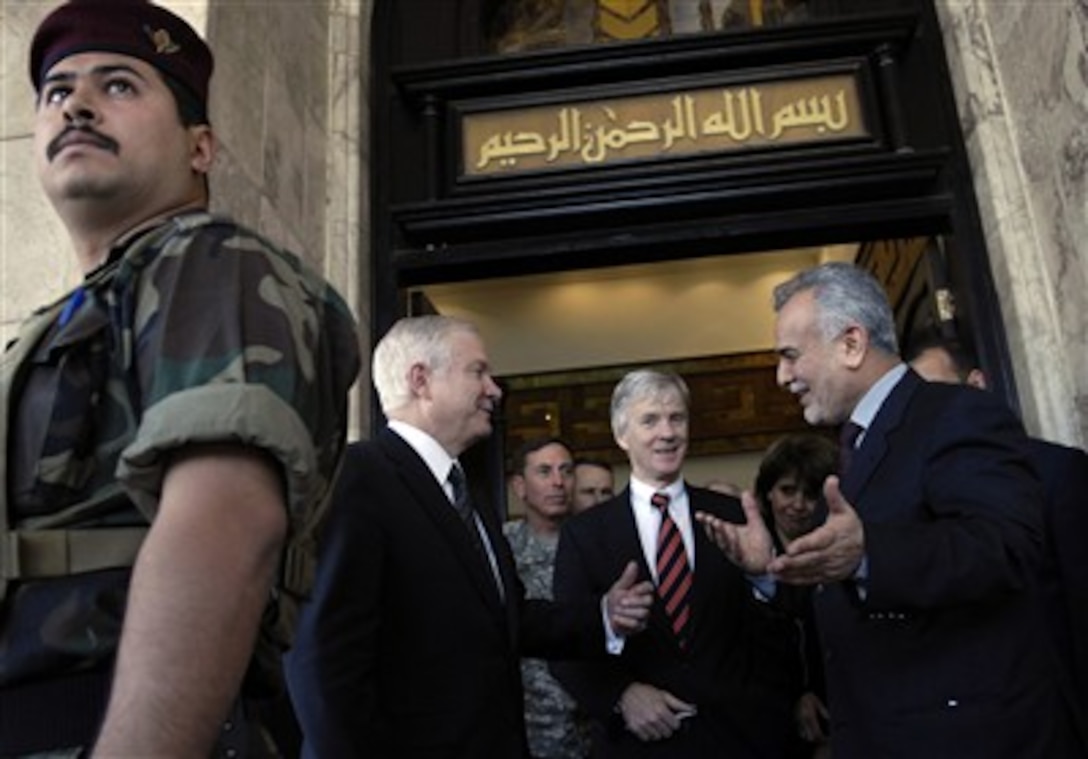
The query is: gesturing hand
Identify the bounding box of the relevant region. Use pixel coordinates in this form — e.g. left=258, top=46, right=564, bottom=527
left=769, top=475, right=864, bottom=585
left=604, top=560, right=654, bottom=636
left=694, top=490, right=775, bottom=574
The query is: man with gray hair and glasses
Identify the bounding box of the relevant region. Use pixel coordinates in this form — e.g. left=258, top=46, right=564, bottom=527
left=698, top=262, right=1086, bottom=758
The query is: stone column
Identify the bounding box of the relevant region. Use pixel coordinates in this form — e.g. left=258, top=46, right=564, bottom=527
left=936, top=0, right=1087, bottom=447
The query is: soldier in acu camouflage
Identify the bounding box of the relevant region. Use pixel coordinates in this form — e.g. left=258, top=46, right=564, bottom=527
left=503, top=438, right=592, bottom=759
left=0, top=2, right=360, bottom=757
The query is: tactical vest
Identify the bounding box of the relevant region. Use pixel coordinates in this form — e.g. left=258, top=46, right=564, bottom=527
left=0, top=215, right=331, bottom=653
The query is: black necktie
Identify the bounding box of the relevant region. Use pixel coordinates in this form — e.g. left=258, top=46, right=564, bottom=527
left=839, top=421, right=864, bottom=477
left=448, top=464, right=495, bottom=585
left=448, top=463, right=473, bottom=526
left=653, top=492, right=692, bottom=649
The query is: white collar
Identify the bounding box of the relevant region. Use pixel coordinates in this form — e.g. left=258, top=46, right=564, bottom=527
left=849, top=362, right=908, bottom=433
left=388, top=419, right=458, bottom=484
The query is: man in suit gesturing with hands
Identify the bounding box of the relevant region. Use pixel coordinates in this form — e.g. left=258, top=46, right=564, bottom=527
left=698, top=263, right=1085, bottom=758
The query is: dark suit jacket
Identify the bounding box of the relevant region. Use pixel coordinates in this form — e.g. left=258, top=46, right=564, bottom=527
left=821, top=369, right=1081, bottom=758
left=551, top=485, right=795, bottom=758
left=1029, top=437, right=1088, bottom=738
left=285, top=432, right=602, bottom=759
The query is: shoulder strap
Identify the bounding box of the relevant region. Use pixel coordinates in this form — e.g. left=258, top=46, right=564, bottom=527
left=1, top=302, right=66, bottom=600
left=0, top=305, right=145, bottom=597
left=0, top=218, right=199, bottom=602
left=271, top=448, right=347, bottom=647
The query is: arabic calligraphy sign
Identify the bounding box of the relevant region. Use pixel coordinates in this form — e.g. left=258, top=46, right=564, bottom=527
left=462, top=74, right=867, bottom=177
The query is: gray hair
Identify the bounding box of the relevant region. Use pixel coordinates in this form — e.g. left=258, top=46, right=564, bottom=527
left=372, top=315, right=480, bottom=414
left=610, top=369, right=690, bottom=439
left=773, top=262, right=898, bottom=355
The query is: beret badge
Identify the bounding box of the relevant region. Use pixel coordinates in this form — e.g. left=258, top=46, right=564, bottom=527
left=145, top=25, right=181, bottom=55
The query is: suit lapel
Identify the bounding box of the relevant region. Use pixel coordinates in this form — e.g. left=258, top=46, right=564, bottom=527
left=613, top=488, right=654, bottom=580
left=689, top=490, right=716, bottom=636
left=472, top=487, right=522, bottom=644
left=843, top=370, right=922, bottom=505
left=688, top=488, right=742, bottom=651
left=378, top=430, right=505, bottom=612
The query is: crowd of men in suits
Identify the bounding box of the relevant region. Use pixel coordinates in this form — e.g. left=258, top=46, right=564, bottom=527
left=286, top=261, right=1088, bottom=759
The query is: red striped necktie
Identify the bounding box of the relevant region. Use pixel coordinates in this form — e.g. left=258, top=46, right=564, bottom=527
left=653, top=492, right=692, bottom=649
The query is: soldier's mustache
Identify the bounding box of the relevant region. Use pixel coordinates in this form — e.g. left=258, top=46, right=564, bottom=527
left=47, top=126, right=120, bottom=162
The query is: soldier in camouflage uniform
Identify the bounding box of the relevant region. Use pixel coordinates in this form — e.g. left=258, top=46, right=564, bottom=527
left=0, top=2, right=360, bottom=756
left=503, top=438, right=591, bottom=759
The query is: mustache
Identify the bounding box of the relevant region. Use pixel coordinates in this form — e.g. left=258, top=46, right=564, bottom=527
left=47, top=126, right=119, bottom=162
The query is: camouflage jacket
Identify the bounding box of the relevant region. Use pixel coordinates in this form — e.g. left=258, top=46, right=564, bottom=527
left=0, top=211, right=360, bottom=691
left=503, top=519, right=590, bottom=759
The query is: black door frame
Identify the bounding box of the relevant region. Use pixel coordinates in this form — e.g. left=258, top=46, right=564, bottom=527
left=367, top=0, right=1017, bottom=464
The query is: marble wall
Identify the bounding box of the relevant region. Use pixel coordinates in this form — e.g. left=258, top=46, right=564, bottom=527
left=1, top=2, right=82, bottom=343
left=937, top=0, right=1087, bottom=447
left=202, top=0, right=372, bottom=434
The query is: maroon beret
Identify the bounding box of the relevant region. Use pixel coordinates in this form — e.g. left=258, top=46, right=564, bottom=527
left=30, top=0, right=213, bottom=109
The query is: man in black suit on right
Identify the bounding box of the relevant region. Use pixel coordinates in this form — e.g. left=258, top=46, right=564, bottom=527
left=698, top=262, right=1085, bottom=758
left=908, top=333, right=1088, bottom=742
